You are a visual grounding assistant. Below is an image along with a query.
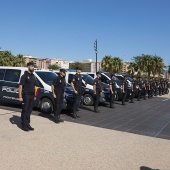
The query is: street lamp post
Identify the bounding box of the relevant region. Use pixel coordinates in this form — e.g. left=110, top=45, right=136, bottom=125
left=94, top=39, right=98, bottom=73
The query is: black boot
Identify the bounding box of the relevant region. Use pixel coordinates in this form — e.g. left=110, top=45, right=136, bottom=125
left=110, top=105, right=115, bottom=108
left=54, top=116, right=60, bottom=123
left=94, top=107, right=100, bottom=113
left=58, top=115, right=64, bottom=123
left=27, top=125, right=34, bottom=131
left=22, top=126, right=29, bottom=132
left=75, top=112, right=80, bottom=118
left=72, top=111, right=77, bottom=119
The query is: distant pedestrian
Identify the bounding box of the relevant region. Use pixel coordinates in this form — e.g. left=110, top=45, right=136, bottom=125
left=51, top=69, right=66, bottom=123
left=19, top=62, right=36, bottom=131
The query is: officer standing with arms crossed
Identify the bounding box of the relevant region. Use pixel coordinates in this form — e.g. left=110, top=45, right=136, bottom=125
left=122, top=76, right=128, bottom=105
left=93, top=72, right=102, bottom=112
left=51, top=69, right=66, bottom=123
left=109, top=74, right=116, bottom=108
left=19, top=62, right=36, bottom=131
left=130, top=77, right=137, bottom=103
left=71, top=67, right=82, bottom=118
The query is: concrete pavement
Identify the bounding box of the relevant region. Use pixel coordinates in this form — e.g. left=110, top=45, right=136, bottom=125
left=1, top=98, right=170, bottom=170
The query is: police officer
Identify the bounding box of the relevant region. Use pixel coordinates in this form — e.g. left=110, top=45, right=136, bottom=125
left=142, top=78, right=146, bottom=100
left=159, top=78, right=163, bottom=96
left=51, top=69, right=66, bottom=123
left=137, top=77, right=142, bottom=101
left=163, top=78, right=166, bottom=95
left=154, top=77, right=159, bottom=96
left=130, top=77, right=137, bottom=103
left=144, top=77, right=149, bottom=98
left=152, top=77, right=156, bottom=97
left=109, top=74, right=116, bottom=108
left=71, top=67, right=83, bottom=118
left=165, top=79, right=169, bottom=94
left=93, top=72, right=102, bottom=112
left=19, top=62, right=36, bottom=131
left=122, top=76, right=128, bottom=105
left=149, top=78, right=153, bottom=98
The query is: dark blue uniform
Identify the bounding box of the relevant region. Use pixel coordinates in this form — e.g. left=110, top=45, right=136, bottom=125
left=144, top=80, right=149, bottom=98
left=130, top=79, right=137, bottom=103
left=122, top=79, right=128, bottom=105
left=19, top=71, right=36, bottom=128
left=109, top=79, right=116, bottom=108
left=149, top=80, right=154, bottom=98
left=93, top=77, right=102, bottom=111
left=154, top=80, right=158, bottom=96
left=52, top=75, right=66, bottom=120
left=137, top=80, right=143, bottom=101
left=71, top=73, right=82, bottom=114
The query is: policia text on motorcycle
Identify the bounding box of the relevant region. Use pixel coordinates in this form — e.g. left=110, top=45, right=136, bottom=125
left=51, top=69, right=66, bottom=123
left=19, top=62, right=36, bottom=132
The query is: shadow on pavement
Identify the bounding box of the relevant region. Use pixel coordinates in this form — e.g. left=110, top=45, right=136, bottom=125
left=38, top=112, right=56, bottom=123
left=80, top=106, right=94, bottom=112
left=9, top=115, right=22, bottom=130
left=140, top=166, right=159, bottom=170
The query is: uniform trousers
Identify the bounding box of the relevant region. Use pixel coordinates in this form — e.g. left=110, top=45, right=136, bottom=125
left=110, top=92, right=115, bottom=107
left=54, top=90, right=64, bottom=119
left=21, top=94, right=34, bottom=127
left=94, top=89, right=101, bottom=110
left=73, top=89, right=82, bottom=112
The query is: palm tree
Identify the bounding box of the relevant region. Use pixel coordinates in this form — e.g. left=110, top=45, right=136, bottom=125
left=168, top=65, right=170, bottom=74
left=152, top=55, right=165, bottom=77
left=0, top=50, right=26, bottom=67
left=127, top=62, right=138, bottom=77
left=112, top=57, right=123, bottom=73
left=101, top=55, right=113, bottom=72
left=101, top=56, right=123, bottom=73
left=141, top=54, right=153, bottom=77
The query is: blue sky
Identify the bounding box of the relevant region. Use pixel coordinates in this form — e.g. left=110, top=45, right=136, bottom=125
left=0, top=0, right=170, bottom=65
